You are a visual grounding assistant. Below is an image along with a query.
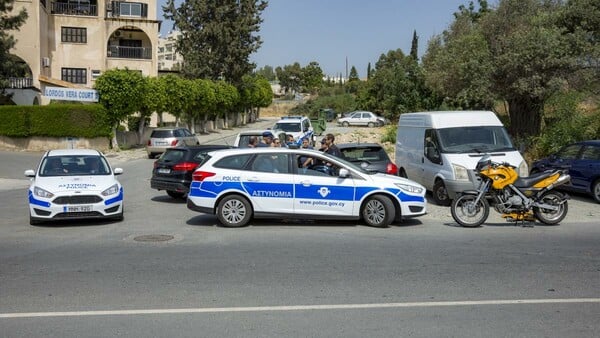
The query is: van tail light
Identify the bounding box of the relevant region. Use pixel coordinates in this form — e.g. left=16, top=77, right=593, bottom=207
left=386, top=162, right=398, bottom=175
left=193, top=171, right=216, bottom=182
left=173, top=162, right=199, bottom=172
left=171, top=140, right=179, bottom=146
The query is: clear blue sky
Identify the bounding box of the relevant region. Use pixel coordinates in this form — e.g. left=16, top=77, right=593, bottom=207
left=158, top=0, right=475, bottom=78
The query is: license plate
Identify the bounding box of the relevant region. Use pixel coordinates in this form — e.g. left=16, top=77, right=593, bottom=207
left=158, top=168, right=171, bottom=174
left=155, top=141, right=168, bottom=146
left=67, top=205, right=92, bottom=212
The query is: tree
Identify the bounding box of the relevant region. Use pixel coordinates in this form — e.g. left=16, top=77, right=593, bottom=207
left=212, top=80, right=239, bottom=129
left=302, top=61, right=324, bottom=94
left=410, top=30, right=419, bottom=61
left=94, top=69, right=146, bottom=150
left=163, top=0, right=268, bottom=84
left=275, top=62, right=302, bottom=94
left=0, top=0, right=27, bottom=96
left=348, top=66, right=359, bottom=82
left=161, top=74, right=190, bottom=126
left=255, top=65, right=276, bottom=81
left=367, top=62, right=372, bottom=80
left=239, top=74, right=272, bottom=122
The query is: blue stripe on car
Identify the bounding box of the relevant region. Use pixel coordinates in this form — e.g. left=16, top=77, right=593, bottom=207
left=28, top=190, right=51, bottom=208
left=104, top=187, right=124, bottom=205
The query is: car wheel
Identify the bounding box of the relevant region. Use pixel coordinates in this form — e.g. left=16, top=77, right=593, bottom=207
left=592, top=179, right=600, bottom=203
left=148, top=153, right=156, bottom=159
left=167, top=190, right=186, bottom=199
left=113, top=210, right=124, bottom=222
left=361, top=195, right=395, bottom=228
left=432, top=180, right=452, bottom=206
left=342, top=121, right=350, bottom=127
left=217, top=195, right=252, bottom=227
left=367, top=122, right=375, bottom=128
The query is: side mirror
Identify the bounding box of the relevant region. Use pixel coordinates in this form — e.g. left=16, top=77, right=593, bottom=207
left=113, top=168, right=124, bottom=175
left=338, top=168, right=350, bottom=178
left=24, top=169, right=35, bottom=177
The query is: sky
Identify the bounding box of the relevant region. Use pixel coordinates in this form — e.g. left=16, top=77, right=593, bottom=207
left=158, top=0, right=475, bottom=79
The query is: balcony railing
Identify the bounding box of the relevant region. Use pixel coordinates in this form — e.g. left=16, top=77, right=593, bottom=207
left=107, top=45, right=152, bottom=59
left=51, top=3, right=98, bottom=16
left=8, top=77, right=34, bottom=89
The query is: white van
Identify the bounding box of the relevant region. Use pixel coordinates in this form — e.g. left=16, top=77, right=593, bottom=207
left=395, top=111, right=528, bottom=205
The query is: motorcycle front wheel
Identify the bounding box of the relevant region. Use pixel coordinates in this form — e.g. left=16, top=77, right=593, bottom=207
left=451, top=194, right=489, bottom=227
left=533, top=191, right=568, bottom=225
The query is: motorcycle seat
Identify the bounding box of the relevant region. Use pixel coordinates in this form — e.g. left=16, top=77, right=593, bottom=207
left=513, top=170, right=559, bottom=188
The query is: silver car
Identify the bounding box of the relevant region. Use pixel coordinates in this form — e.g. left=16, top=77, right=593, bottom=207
left=337, top=111, right=384, bottom=127
left=146, top=127, right=199, bottom=159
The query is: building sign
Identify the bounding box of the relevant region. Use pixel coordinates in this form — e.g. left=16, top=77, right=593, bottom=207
left=43, top=86, right=99, bottom=102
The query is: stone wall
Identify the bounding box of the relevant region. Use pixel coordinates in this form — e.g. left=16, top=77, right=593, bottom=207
left=0, top=135, right=110, bottom=152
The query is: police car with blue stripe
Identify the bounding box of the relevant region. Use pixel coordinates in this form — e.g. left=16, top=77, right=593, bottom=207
left=187, top=147, right=426, bottom=227
left=24, top=149, right=124, bottom=225
left=271, top=116, right=316, bottom=146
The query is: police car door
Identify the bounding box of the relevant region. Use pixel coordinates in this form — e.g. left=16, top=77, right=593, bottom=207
left=293, top=154, right=356, bottom=216
left=244, top=152, right=294, bottom=213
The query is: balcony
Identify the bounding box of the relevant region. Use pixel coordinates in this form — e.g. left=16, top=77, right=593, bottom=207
left=107, top=45, right=152, bottom=59
left=51, top=2, right=98, bottom=16
left=8, top=77, right=34, bottom=89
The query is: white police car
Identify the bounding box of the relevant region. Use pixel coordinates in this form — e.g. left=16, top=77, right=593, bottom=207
left=272, top=116, right=315, bottom=146
left=24, top=149, right=124, bottom=225
left=187, top=147, right=426, bottom=227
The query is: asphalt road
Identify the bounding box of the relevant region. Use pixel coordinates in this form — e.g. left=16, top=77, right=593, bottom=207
left=1, top=137, right=599, bottom=337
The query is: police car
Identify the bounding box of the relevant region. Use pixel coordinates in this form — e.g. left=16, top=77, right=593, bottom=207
left=187, top=147, right=426, bottom=227
left=24, top=149, right=124, bottom=225
left=271, top=116, right=315, bottom=146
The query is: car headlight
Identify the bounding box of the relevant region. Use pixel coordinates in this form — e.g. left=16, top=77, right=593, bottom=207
left=395, top=183, right=424, bottom=194
left=452, top=164, right=469, bottom=181
left=101, top=184, right=119, bottom=196
left=34, top=186, right=54, bottom=198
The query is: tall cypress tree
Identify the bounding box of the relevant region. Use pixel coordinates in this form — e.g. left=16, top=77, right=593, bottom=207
left=163, top=0, right=268, bottom=85
left=410, top=30, right=419, bottom=61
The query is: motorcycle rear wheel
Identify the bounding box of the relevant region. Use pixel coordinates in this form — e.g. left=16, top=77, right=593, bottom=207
left=533, top=191, right=568, bottom=225
left=451, top=194, right=489, bottom=227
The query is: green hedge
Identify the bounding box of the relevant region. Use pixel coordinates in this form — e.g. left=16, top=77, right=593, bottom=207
left=0, top=104, right=112, bottom=138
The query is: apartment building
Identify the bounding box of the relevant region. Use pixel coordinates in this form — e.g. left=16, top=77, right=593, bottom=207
left=157, top=30, right=181, bottom=71
left=8, top=0, right=160, bottom=105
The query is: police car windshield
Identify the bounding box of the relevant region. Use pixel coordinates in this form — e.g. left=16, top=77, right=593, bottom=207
left=273, top=122, right=300, bottom=132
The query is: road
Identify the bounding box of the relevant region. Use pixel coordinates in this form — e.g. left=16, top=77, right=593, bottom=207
left=1, top=133, right=599, bottom=337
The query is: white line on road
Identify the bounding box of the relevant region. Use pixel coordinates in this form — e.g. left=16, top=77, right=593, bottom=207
left=2, top=298, right=600, bottom=319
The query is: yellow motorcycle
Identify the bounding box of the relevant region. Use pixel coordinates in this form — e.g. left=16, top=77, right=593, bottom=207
left=451, top=154, right=571, bottom=227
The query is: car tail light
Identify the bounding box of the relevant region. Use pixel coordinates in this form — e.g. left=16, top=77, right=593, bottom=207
left=170, top=139, right=178, bottom=146
left=386, top=162, right=398, bottom=175
left=173, top=162, right=199, bottom=171
left=153, top=161, right=159, bottom=168
left=147, top=140, right=151, bottom=146
left=192, top=171, right=216, bottom=182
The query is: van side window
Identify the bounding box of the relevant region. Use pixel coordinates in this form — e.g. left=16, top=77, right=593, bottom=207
left=424, top=129, right=442, bottom=164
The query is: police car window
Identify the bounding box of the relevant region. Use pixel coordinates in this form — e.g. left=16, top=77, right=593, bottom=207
left=251, top=153, right=289, bottom=173
left=214, top=154, right=252, bottom=170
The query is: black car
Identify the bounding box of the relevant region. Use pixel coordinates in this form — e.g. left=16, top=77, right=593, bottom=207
left=151, top=145, right=231, bottom=198
left=337, top=143, right=398, bottom=175
left=530, top=140, right=600, bottom=203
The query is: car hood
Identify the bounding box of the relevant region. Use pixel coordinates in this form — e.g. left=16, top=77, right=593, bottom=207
left=368, top=173, right=426, bottom=194
left=33, top=176, right=119, bottom=193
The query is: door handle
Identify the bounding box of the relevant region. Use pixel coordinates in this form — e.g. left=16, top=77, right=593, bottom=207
left=300, top=180, right=312, bottom=186
left=246, top=177, right=260, bottom=182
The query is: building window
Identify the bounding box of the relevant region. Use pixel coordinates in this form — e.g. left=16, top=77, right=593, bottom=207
left=120, top=2, right=142, bottom=16
left=61, top=27, right=87, bottom=43
left=61, top=68, right=87, bottom=84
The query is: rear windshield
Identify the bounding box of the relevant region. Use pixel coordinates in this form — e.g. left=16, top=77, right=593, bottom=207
left=159, top=149, right=186, bottom=162
left=340, top=146, right=389, bottom=162
left=151, top=130, right=174, bottom=138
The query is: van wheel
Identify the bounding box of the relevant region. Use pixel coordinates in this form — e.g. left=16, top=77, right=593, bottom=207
left=432, top=180, right=452, bottom=206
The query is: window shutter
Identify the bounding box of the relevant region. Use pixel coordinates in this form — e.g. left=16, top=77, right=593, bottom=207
left=142, top=3, right=148, bottom=17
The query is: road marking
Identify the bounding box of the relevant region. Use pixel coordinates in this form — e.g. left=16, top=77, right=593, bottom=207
left=2, top=298, right=600, bottom=319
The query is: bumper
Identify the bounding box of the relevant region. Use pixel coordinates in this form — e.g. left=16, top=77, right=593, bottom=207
left=150, top=178, right=190, bottom=193
left=28, top=189, right=124, bottom=221
left=445, top=179, right=477, bottom=199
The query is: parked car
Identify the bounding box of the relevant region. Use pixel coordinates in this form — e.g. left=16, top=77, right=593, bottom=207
left=146, top=127, right=199, bottom=159
left=530, top=140, right=600, bottom=203
left=187, top=147, right=426, bottom=228
left=272, top=116, right=316, bottom=145
left=337, top=143, right=398, bottom=175
left=151, top=145, right=232, bottom=199
left=24, top=149, right=124, bottom=225
left=337, top=111, right=385, bottom=127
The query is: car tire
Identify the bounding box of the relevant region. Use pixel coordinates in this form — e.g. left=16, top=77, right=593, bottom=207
left=592, top=179, right=600, bottom=203
left=342, top=121, right=350, bottom=127
left=148, top=153, right=156, bottom=159
left=217, top=195, right=252, bottom=227
left=432, top=180, right=452, bottom=206
left=361, top=195, right=395, bottom=228
left=167, top=190, right=186, bottom=199
left=367, top=122, right=375, bottom=128
left=29, top=214, right=42, bottom=226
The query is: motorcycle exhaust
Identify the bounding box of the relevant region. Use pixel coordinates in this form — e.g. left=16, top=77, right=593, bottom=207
left=547, top=174, right=571, bottom=191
